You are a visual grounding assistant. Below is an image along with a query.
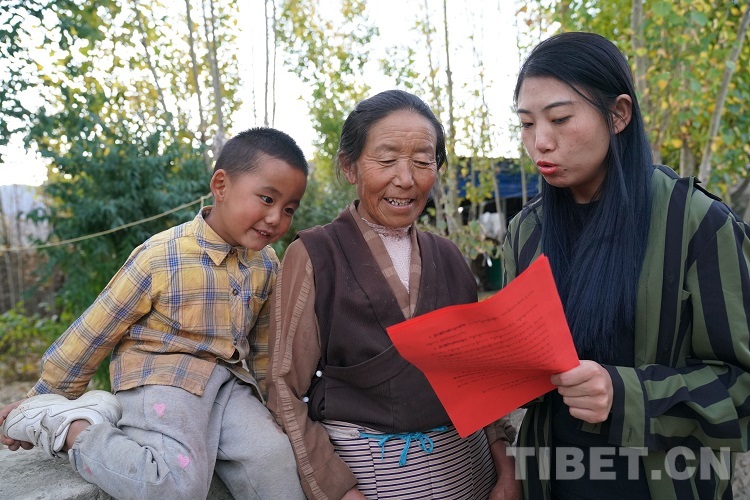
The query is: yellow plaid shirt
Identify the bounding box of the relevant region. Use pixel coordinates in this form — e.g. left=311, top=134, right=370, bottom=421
left=30, top=207, right=278, bottom=400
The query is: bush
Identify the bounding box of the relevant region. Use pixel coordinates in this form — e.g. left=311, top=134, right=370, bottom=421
left=0, top=306, right=65, bottom=382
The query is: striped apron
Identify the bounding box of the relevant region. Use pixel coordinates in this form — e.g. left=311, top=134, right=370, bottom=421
left=322, top=420, right=497, bottom=499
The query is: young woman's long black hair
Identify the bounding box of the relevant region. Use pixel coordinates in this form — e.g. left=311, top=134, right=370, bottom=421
left=514, top=32, right=653, bottom=363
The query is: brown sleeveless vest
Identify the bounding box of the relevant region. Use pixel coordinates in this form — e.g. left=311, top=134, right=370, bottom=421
left=298, top=207, right=477, bottom=433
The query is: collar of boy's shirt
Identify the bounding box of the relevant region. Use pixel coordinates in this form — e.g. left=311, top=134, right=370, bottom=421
left=195, top=207, right=253, bottom=267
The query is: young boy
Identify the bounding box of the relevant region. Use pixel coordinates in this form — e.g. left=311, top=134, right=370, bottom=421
left=1, top=128, right=308, bottom=499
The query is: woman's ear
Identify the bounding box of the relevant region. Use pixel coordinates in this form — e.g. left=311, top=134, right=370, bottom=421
left=339, top=153, right=357, bottom=185
left=210, top=169, right=228, bottom=202
left=611, top=94, right=633, bottom=134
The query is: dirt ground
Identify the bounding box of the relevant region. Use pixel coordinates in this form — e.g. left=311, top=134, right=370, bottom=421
left=0, top=380, right=31, bottom=406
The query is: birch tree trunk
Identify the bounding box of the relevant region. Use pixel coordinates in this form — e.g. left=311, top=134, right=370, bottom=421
left=203, top=0, right=226, bottom=157
left=442, top=0, right=459, bottom=233
left=264, top=0, right=270, bottom=127
left=679, top=142, right=696, bottom=177
left=631, top=0, right=667, bottom=164
left=420, top=0, right=444, bottom=227
left=185, top=0, right=210, bottom=170
left=631, top=0, right=648, bottom=111
left=271, top=0, right=277, bottom=126
left=698, top=1, right=750, bottom=183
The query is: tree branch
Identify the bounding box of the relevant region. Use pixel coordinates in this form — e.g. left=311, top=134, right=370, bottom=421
left=184, top=0, right=210, bottom=170
left=132, top=0, right=173, bottom=132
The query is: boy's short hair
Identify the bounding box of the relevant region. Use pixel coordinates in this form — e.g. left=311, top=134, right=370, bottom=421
left=213, top=127, right=309, bottom=177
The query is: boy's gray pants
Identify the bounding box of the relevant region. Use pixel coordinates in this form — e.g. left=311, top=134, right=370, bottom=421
left=68, top=364, right=304, bottom=500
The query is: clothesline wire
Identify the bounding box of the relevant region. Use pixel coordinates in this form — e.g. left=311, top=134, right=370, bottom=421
left=1, top=193, right=212, bottom=253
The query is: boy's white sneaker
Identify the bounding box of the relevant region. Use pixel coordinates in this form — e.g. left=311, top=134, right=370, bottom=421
left=2, top=390, right=122, bottom=458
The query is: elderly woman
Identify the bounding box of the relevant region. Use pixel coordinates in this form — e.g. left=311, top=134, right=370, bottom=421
left=267, top=90, right=519, bottom=500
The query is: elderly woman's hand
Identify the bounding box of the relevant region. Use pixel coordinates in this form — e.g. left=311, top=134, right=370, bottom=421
left=490, top=477, right=522, bottom=500
left=488, top=438, right=521, bottom=500
left=551, top=360, right=613, bottom=423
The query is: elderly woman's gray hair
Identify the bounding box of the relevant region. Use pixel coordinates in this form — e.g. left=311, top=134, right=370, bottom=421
left=337, top=90, right=447, bottom=170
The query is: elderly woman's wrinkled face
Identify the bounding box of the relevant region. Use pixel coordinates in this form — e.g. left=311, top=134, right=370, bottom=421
left=345, top=110, right=438, bottom=228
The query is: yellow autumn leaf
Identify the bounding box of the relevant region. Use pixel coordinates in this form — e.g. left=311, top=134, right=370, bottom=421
left=657, top=80, right=668, bottom=90
left=670, top=139, right=683, bottom=149
left=660, top=100, right=669, bottom=110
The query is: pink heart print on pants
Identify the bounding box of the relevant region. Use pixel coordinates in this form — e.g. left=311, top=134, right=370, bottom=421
left=153, top=403, right=166, bottom=416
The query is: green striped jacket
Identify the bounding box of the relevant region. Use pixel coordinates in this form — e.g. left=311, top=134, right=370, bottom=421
left=502, top=166, right=750, bottom=499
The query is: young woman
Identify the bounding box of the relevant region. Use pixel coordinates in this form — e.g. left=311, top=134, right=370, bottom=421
left=504, top=32, right=750, bottom=499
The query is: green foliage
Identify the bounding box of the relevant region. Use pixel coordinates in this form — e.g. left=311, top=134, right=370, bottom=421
left=0, top=305, right=65, bottom=382
left=9, top=0, right=229, bottom=316
left=275, top=1, right=531, bottom=266
left=27, top=102, right=210, bottom=315
left=0, top=0, right=47, bottom=158
left=159, top=0, right=241, bottom=146
left=376, top=2, right=509, bottom=263
left=277, top=0, right=377, bottom=185
left=25, top=109, right=209, bottom=390
left=380, top=46, right=420, bottom=90
left=27, top=47, right=209, bottom=314
left=420, top=208, right=498, bottom=261
left=3, top=1, right=224, bottom=389
left=2, top=0, right=241, bottom=157
left=0, top=306, right=113, bottom=390
left=273, top=175, right=355, bottom=256
left=271, top=0, right=381, bottom=257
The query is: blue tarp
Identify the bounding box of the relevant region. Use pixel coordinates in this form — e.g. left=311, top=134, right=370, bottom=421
left=496, top=171, right=539, bottom=199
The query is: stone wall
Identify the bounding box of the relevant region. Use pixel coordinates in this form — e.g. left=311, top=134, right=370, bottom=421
left=0, top=448, right=233, bottom=499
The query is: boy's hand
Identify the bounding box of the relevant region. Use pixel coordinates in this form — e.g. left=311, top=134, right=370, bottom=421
left=1, top=400, right=34, bottom=451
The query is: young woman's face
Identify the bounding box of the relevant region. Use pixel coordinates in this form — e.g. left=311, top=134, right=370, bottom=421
left=516, top=76, right=611, bottom=203
left=344, top=110, right=438, bottom=228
